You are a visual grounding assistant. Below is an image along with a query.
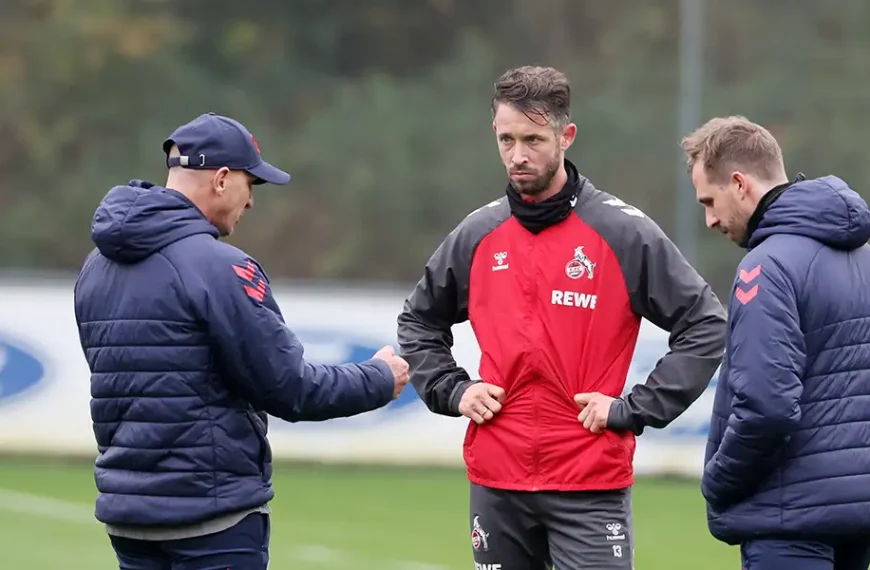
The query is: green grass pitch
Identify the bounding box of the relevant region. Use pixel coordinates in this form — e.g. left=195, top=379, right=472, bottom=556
left=0, top=457, right=738, bottom=569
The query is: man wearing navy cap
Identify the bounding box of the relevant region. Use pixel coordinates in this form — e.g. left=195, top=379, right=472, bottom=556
left=73, top=113, right=410, bottom=569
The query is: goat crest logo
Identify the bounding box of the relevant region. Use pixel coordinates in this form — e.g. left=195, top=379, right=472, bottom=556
left=471, top=515, right=489, bottom=551
left=565, top=246, right=596, bottom=280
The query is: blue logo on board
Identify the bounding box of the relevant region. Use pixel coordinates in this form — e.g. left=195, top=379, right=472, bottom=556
left=0, top=337, right=47, bottom=403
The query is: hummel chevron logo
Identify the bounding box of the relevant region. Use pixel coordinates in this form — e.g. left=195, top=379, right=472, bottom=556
left=739, top=264, right=761, bottom=284
left=735, top=284, right=759, bottom=305
left=735, top=264, right=761, bottom=305
left=233, top=260, right=268, bottom=303
left=602, top=198, right=646, bottom=218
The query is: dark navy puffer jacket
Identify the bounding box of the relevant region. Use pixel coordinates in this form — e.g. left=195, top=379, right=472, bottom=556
left=74, top=180, right=394, bottom=527
left=703, top=175, right=870, bottom=544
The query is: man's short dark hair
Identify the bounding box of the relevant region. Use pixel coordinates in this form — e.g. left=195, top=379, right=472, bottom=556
left=491, top=66, right=571, bottom=129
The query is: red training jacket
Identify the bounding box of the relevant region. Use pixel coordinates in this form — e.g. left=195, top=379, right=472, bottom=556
left=398, top=160, right=726, bottom=492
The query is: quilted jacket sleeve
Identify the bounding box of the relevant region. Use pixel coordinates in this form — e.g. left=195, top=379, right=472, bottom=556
left=701, top=256, right=806, bottom=508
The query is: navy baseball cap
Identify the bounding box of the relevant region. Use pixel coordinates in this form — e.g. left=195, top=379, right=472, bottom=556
left=162, top=113, right=291, bottom=185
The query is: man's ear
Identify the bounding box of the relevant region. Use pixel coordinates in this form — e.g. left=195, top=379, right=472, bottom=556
left=212, top=167, right=231, bottom=195
left=732, top=171, right=749, bottom=199
left=561, top=123, right=578, bottom=151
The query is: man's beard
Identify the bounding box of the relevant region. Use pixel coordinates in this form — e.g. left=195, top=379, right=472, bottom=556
left=510, top=155, right=561, bottom=198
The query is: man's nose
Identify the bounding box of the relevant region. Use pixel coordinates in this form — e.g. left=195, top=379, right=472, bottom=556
left=510, top=143, right=530, bottom=165
left=705, top=211, right=718, bottom=229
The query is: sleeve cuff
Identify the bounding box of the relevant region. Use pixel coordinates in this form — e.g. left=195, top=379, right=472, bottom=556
left=448, top=379, right=479, bottom=415
left=363, top=357, right=396, bottom=406
left=607, top=398, right=640, bottom=434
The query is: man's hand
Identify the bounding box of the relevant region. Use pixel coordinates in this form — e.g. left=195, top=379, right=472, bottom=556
left=574, top=392, right=615, bottom=434
left=372, top=345, right=410, bottom=400
left=459, top=383, right=506, bottom=424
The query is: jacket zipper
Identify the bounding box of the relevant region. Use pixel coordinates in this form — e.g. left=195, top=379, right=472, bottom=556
left=529, top=239, right=541, bottom=491
left=531, top=378, right=540, bottom=491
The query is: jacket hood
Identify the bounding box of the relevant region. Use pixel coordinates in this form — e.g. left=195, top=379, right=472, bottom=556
left=91, top=180, right=219, bottom=263
left=749, top=175, right=870, bottom=251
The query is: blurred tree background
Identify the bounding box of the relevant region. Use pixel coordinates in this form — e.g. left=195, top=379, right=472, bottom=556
left=1, top=0, right=868, bottom=299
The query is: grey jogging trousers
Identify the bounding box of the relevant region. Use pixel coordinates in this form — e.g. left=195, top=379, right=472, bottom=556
left=469, top=483, right=635, bottom=570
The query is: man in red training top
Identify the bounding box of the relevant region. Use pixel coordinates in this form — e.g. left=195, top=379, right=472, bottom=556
left=397, top=66, right=727, bottom=569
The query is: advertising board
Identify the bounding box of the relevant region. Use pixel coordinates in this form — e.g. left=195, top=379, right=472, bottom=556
left=0, top=278, right=716, bottom=477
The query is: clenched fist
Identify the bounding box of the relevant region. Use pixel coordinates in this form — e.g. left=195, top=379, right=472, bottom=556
left=459, top=383, right=506, bottom=424
left=372, top=345, right=410, bottom=400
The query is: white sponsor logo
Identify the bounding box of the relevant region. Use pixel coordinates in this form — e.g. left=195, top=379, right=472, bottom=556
left=565, top=246, right=595, bottom=280
left=551, top=290, right=597, bottom=309
left=606, top=522, right=626, bottom=541
left=475, top=564, right=502, bottom=570
left=603, top=197, right=646, bottom=218
left=492, top=252, right=509, bottom=272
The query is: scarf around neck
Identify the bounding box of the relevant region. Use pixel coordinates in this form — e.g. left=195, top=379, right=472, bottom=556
left=505, top=159, right=581, bottom=234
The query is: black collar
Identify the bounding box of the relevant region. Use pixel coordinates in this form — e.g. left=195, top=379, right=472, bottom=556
left=506, top=159, right=583, bottom=234
left=741, top=172, right=806, bottom=248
